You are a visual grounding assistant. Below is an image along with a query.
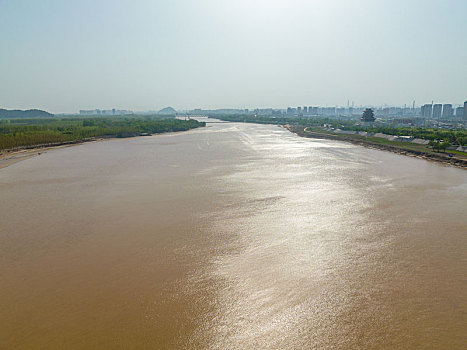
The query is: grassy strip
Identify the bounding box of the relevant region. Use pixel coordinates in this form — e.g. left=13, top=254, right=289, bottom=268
left=302, top=126, right=467, bottom=157
left=288, top=127, right=467, bottom=170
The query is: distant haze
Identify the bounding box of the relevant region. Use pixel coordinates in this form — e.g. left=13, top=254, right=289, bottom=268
left=1, top=0, right=466, bottom=113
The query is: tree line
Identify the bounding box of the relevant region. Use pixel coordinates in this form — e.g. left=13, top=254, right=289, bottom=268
left=0, top=117, right=204, bottom=150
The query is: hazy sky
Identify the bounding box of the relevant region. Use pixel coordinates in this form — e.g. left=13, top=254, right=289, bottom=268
left=1, top=0, right=466, bottom=113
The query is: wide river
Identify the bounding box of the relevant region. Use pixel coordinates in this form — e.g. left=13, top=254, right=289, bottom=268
left=1, top=120, right=466, bottom=349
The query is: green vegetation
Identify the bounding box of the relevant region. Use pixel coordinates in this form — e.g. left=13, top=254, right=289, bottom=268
left=337, top=125, right=466, bottom=144
left=0, top=116, right=204, bottom=150
left=298, top=127, right=467, bottom=158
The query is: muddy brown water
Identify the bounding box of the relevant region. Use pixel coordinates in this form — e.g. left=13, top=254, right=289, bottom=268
left=1, top=121, right=466, bottom=349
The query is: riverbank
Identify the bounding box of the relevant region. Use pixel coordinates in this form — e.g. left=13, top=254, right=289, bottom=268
left=0, top=138, right=108, bottom=169
left=285, top=125, right=467, bottom=169
left=0, top=117, right=205, bottom=151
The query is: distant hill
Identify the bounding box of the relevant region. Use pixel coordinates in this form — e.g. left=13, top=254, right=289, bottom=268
left=0, top=109, right=54, bottom=118
left=158, top=107, right=177, bottom=115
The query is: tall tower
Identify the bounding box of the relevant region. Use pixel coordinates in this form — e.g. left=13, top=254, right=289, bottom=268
left=432, top=104, right=442, bottom=119
left=442, top=104, right=453, bottom=118
left=463, top=101, right=467, bottom=120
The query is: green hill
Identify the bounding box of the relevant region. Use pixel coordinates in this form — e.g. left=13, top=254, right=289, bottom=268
left=158, top=107, right=177, bottom=115
left=0, top=109, right=54, bottom=119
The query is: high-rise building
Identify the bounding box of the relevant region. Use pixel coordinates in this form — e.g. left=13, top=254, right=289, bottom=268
left=455, top=107, right=464, bottom=118
left=442, top=104, right=453, bottom=118
left=421, top=104, right=432, bottom=118
left=336, top=108, right=346, bottom=116
left=464, top=101, right=467, bottom=120
left=272, top=109, right=282, bottom=116
left=303, top=106, right=308, bottom=114
left=322, top=107, right=336, bottom=116
left=432, top=104, right=442, bottom=119
left=297, top=106, right=302, bottom=114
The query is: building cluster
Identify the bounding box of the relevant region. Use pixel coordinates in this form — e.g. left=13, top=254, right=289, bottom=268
left=79, top=109, right=133, bottom=116
left=285, top=106, right=366, bottom=117
left=283, top=106, right=424, bottom=117
left=420, top=101, right=466, bottom=120
left=275, top=101, right=467, bottom=121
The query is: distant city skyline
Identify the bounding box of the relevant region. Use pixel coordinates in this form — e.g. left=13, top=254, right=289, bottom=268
left=1, top=0, right=466, bottom=113
left=35, top=99, right=467, bottom=115
left=72, top=101, right=467, bottom=120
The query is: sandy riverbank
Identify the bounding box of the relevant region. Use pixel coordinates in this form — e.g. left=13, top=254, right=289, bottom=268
left=0, top=139, right=106, bottom=169
left=285, top=125, right=467, bottom=169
